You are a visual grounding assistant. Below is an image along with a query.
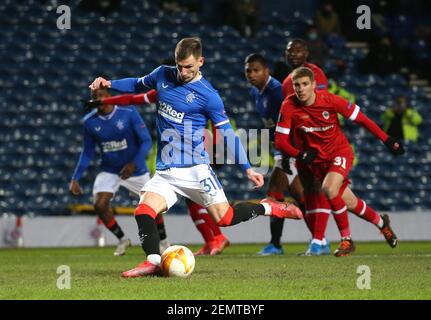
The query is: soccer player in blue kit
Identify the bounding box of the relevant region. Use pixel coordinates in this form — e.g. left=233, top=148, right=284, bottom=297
left=90, top=37, right=302, bottom=277
left=70, top=87, right=167, bottom=256
left=244, top=53, right=304, bottom=255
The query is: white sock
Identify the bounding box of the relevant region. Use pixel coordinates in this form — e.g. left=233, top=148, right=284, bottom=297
left=147, top=254, right=161, bottom=266
left=322, top=238, right=327, bottom=246
left=311, top=238, right=323, bottom=246
left=261, top=202, right=272, bottom=216
left=377, top=218, right=384, bottom=229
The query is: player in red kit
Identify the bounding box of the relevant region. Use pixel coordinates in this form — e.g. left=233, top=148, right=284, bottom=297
left=258, top=39, right=330, bottom=255
left=275, top=67, right=404, bottom=256
left=282, top=39, right=328, bottom=97
left=280, top=39, right=399, bottom=256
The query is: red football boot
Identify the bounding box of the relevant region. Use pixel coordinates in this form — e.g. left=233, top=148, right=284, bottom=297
left=210, top=234, right=230, bottom=256
left=261, top=198, right=303, bottom=220
left=122, top=260, right=161, bottom=278
left=194, top=242, right=214, bottom=256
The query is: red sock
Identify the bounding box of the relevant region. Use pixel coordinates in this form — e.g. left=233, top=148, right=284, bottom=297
left=293, top=196, right=310, bottom=234
left=297, top=198, right=314, bottom=235
left=16, top=216, right=22, bottom=228
left=155, top=214, right=164, bottom=225
left=105, top=217, right=117, bottom=229
left=352, top=198, right=382, bottom=226
left=135, top=203, right=157, bottom=218
left=305, top=193, right=330, bottom=240
left=217, top=207, right=233, bottom=226
left=304, top=213, right=314, bottom=234
left=201, top=213, right=222, bottom=236
left=328, top=194, right=351, bottom=238
left=96, top=216, right=116, bottom=229
left=187, top=201, right=215, bottom=243
left=314, top=212, right=330, bottom=240
left=267, top=191, right=284, bottom=201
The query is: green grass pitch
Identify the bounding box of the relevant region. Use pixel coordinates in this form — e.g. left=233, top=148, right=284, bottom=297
left=1, top=242, right=430, bottom=300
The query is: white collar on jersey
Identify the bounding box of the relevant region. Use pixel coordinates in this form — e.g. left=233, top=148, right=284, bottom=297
left=190, top=73, right=203, bottom=83
left=178, top=71, right=203, bottom=84
left=258, top=76, right=272, bottom=95
left=97, top=105, right=118, bottom=120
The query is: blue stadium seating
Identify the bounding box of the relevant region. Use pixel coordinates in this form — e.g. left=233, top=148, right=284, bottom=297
left=0, top=0, right=429, bottom=215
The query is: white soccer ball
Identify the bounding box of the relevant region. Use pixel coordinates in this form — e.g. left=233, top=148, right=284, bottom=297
left=161, top=245, right=195, bottom=278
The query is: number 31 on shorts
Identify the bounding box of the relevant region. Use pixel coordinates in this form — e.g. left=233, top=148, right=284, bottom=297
left=334, top=156, right=347, bottom=169
left=200, top=175, right=222, bottom=197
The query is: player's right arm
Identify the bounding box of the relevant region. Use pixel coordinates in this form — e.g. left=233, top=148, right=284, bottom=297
left=89, top=77, right=142, bottom=93
left=274, top=101, right=316, bottom=164
left=69, top=125, right=96, bottom=195
left=89, top=67, right=161, bottom=92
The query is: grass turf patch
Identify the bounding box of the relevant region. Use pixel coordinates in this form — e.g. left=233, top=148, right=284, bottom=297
left=0, top=242, right=430, bottom=300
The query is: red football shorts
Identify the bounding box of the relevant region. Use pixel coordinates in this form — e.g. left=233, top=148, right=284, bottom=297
left=298, top=147, right=354, bottom=194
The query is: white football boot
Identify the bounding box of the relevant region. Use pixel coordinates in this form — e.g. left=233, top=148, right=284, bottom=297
left=114, top=238, right=131, bottom=256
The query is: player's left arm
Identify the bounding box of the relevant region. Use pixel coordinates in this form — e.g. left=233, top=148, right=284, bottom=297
left=207, top=96, right=263, bottom=189
left=335, top=95, right=405, bottom=155
left=84, top=90, right=158, bottom=109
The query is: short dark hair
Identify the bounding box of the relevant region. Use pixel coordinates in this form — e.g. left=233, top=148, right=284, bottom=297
left=288, top=38, right=308, bottom=51
left=291, top=67, right=315, bottom=82
left=175, top=37, right=202, bottom=61
left=244, top=53, right=268, bottom=67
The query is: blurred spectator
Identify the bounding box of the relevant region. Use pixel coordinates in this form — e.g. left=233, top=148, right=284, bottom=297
left=381, top=96, right=422, bottom=143
left=325, top=32, right=346, bottom=49
left=225, top=0, right=259, bottom=37
left=305, top=25, right=329, bottom=67
left=79, top=0, right=121, bottom=15
left=303, top=24, right=345, bottom=78
left=328, top=79, right=355, bottom=103
left=360, top=36, right=403, bottom=76
left=315, top=1, right=346, bottom=52
left=315, top=1, right=341, bottom=37
left=158, top=0, right=182, bottom=13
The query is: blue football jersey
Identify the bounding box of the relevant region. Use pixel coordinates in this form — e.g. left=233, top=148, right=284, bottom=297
left=249, top=76, right=284, bottom=133
left=72, top=106, right=152, bottom=180
left=111, top=66, right=233, bottom=170
left=249, top=76, right=284, bottom=159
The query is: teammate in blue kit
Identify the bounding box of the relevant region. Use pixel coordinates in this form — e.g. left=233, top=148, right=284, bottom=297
left=244, top=53, right=304, bottom=255
left=70, top=87, right=170, bottom=256
left=90, top=37, right=303, bottom=277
